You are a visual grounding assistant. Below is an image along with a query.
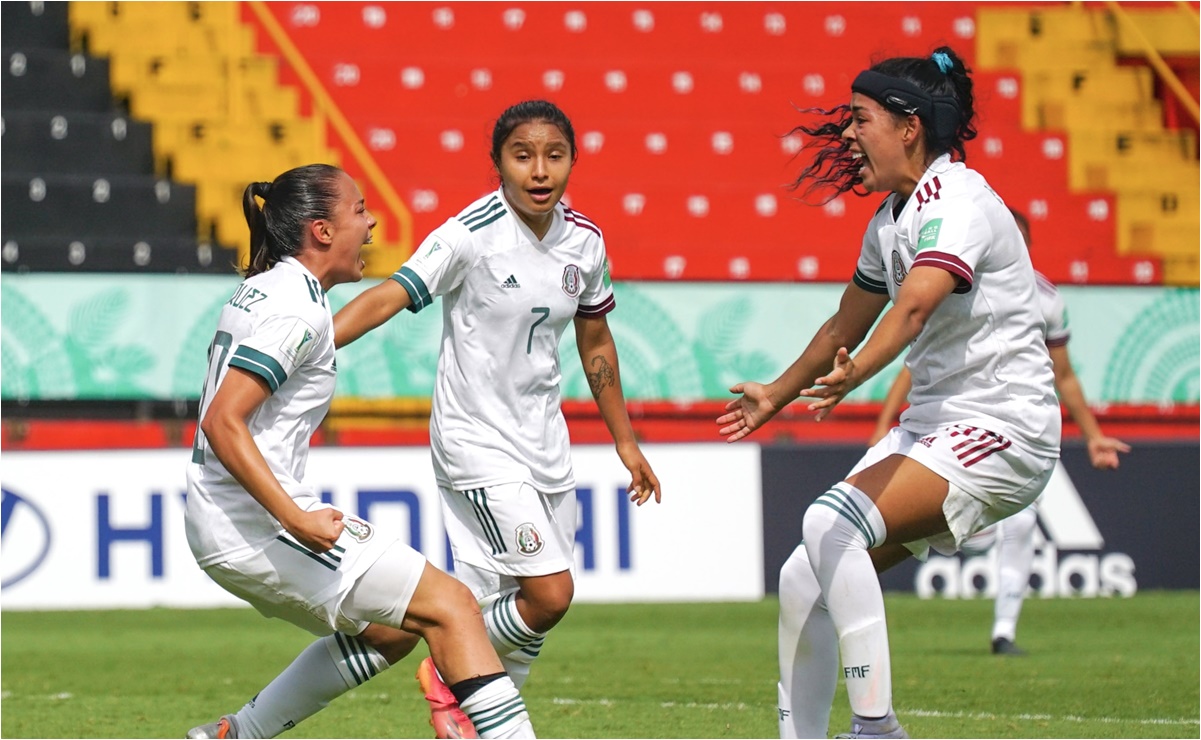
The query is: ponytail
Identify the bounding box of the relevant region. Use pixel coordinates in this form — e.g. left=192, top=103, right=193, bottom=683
left=238, top=164, right=343, bottom=279
left=242, top=181, right=273, bottom=277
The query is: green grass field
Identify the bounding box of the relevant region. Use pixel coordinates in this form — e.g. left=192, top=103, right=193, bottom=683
left=2, top=592, right=1197, bottom=739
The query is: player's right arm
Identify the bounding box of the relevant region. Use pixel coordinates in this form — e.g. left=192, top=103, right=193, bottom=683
left=335, top=225, right=472, bottom=348
left=201, top=367, right=344, bottom=552
left=333, top=278, right=412, bottom=348
left=718, top=281, right=889, bottom=442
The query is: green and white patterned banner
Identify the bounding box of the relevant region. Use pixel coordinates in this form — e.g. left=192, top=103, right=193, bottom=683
left=2, top=275, right=1197, bottom=404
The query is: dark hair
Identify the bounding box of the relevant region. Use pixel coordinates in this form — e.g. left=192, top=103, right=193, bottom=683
left=490, top=100, right=577, bottom=168
left=788, top=46, right=977, bottom=202
left=242, top=163, right=344, bottom=278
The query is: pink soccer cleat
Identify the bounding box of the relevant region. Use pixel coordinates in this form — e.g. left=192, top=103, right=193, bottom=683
left=416, top=657, right=479, bottom=739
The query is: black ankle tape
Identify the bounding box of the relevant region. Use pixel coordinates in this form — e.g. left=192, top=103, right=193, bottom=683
left=449, top=671, right=507, bottom=704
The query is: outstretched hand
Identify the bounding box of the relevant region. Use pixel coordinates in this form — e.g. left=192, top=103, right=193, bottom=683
left=618, top=442, right=661, bottom=505
left=799, top=347, right=858, bottom=421
left=717, top=381, right=780, bottom=443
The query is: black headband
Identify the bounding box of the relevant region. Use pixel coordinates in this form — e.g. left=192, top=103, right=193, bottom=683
left=851, top=70, right=960, bottom=140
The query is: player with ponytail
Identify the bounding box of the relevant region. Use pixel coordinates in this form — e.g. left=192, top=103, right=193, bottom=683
left=186, top=164, right=535, bottom=740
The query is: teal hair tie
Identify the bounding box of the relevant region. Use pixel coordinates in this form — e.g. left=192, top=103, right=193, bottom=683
left=931, top=52, right=953, bottom=74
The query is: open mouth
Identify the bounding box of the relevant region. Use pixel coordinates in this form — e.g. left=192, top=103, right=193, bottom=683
left=850, top=151, right=870, bottom=178
left=528, top=187, right=554, bottom=202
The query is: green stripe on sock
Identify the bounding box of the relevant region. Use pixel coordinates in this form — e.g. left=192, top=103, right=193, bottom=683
left=818, top=488, right=876, bottom=547
left=470, top=697, right=528, bottom=734
left=335, top=633, right=367, bottom=685
left=814, top=492, right=875, bottom=548
left=488, top=594, right=535, bottom=649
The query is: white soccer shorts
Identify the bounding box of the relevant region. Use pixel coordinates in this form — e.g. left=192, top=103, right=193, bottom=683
left=440, top=482, right=576, bottom=589
left=853, top=424, right=1057, bottom=557
left=203, top=504, right=425, bottom=637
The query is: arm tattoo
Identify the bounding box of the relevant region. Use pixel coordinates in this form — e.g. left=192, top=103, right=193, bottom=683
left=586, top=355, right=616, bottom=398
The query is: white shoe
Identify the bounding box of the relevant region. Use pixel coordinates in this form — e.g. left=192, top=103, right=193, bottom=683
left=835, top=714, right=908, bottom=738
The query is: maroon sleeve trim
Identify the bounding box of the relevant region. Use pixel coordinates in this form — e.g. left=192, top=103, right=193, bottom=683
left=575, top=294, right=616, bottom=318
left=913, top=251, right=973, bottom=293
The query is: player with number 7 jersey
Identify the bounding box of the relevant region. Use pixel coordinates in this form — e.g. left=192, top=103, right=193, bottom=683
left=397, top=187, right=613, bottom=493
left=335, top=101, right=660, bottom=736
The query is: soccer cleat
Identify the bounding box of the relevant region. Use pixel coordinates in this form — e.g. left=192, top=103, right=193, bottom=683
left=835, top=713, right=909, bottom=739
left=991, top=637, right=1027, bottom=656
left=185, top=715, right=236, bottom=739
left=417, top=657, right=479, bottom=739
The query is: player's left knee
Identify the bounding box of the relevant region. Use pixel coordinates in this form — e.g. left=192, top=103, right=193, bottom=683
left=802, top=482, right=887, bottom=552
left=519, top=575, right=574, bottom=631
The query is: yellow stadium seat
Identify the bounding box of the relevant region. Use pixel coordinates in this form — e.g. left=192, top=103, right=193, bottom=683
left=1115, top=7, right=1201, bottom=56
left=977, top=3, right=1199, bottom=287
left=1161, top=254, right=1200, bottom=286
left=1020, top=66, right=1157, bottom=130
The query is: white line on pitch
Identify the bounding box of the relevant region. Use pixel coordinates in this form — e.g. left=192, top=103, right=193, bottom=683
left=900, top=708, right=1200, bottom=727
left=553, top=697, right=753, bottom=711
left=551, top=697, right=1199, bottom=727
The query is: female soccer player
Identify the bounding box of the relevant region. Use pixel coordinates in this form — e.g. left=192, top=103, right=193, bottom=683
left=869, top=208, right=1131, bottom=657
left=334, top=99, right=660, bottom=737
left=184, top=164, right=534, bottom=739
left=718, top=48, right=1061, bottom=738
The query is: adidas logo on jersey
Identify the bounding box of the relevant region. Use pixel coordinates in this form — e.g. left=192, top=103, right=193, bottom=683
left=502, top=275, right=521, bottom=289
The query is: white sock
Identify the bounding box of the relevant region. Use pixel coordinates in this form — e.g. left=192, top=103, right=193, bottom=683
left=482, top=590, right=546, bottom=689
left=803, top=483, right=894, bottom=720
left=459, top=675, right=534, bottom=738
left=233, top=633, right=389, bottom=738
left=500, top=636, right=544, bottom=690
left=993, top=506, right=1037, bottom=641
left=777, top=544, right=838, bottom=739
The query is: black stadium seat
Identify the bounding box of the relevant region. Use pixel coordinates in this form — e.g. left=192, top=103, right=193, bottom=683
left=0, top=1, right=233, bottom=274
left=1, top=48, right=115, bottom=113
left=0, top=2, right=69, bottom=50
left=1, top=174, right=197, bottom=239
left=1, top=233, right=226, bottom=273
left=2, top=112, right=154, bottom=175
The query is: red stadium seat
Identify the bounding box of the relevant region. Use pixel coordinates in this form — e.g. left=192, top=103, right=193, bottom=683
left=246, top=2, right=1154, bottom=284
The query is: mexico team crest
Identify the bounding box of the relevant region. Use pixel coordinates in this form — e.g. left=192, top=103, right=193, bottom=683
left=562, top=264, right=582, bottom=297
left=515, top=522, right=545, bottom=556
left=891, top=251, right=908, bottom=285
left=342, top=516, right=374, bottom=543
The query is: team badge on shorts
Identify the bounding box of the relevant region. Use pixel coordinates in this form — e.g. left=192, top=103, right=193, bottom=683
left=562, top=264, right=581, bottom=297
left=515, top=522, right=545, bottom=556
left=342, top=516, right=374, bottom=543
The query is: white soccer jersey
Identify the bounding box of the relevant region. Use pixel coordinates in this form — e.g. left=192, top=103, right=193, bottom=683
left=1035, top=270, right=1070, bottom=347
left=185, top=257, right=337, bottom=567
left=391, top=187, right=615, bottom=491
left=854, top=154, right=1060, bottom=456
